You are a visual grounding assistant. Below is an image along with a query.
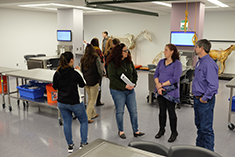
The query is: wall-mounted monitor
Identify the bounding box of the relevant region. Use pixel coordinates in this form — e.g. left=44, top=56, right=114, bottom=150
left=170, top=31, right=195, bottom=47
left=57, top=30, right=72, bottom=42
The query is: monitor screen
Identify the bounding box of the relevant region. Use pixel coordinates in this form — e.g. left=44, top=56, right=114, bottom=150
left=170, top=31, right=195, bottom=47
left=57, top=30, right=72, bottom=42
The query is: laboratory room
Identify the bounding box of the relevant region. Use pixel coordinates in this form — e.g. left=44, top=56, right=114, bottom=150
left=0, top=0, right=235, bottom=157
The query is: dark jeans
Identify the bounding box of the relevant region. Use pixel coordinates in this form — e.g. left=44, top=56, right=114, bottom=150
left=194, top=95, right=215, bottom=151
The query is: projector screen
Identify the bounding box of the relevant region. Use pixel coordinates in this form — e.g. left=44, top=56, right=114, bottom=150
left=170, top=31, right=195, bottom=47
left=57, top=30, right=72, bottom=42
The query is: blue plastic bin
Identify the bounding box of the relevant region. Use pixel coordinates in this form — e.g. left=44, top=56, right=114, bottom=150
left=17, top=85, right=45, bottom=99
left=29, top=80, right=49, bottom=88
left=228, top=96, right=235, bottom=112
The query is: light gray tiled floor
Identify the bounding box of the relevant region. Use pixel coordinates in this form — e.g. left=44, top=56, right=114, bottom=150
left=0, top=71, right=235, bottom=157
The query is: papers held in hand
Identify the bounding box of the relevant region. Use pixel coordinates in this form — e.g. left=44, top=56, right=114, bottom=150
left=120, top=73, right=135, bottom=87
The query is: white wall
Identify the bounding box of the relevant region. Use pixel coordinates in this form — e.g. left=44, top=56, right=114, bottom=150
left=203, top=10, right=235, bottom=74
left=0, top=8, right=57, bottom=69
left=1, top=8, right=235, bottom=73
left=84, top=13, right=171, bottom=65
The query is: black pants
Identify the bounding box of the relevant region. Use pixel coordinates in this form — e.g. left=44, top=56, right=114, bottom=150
left=157, top=95, right=177, bottom=133
left=158, top=95, right=177, bottom=119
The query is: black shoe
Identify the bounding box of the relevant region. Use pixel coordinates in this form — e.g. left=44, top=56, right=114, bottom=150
left=168, top=132, right=178, bottom=142
left=133, top=132, right=145, bottom=137
left=118, top=132, right=126, bottom=139
left=96, top=102, right=104, bottom=106
left=68, top=144, right=74, bottom=153
left=79, top=142, right=88, bottom=149
left=155, top=129, right=165, bottom=139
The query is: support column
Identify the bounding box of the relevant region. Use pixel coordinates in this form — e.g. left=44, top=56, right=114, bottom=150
left=57, top=9, right=83, bottom=66
left=171, top=2, right=205, bottom=51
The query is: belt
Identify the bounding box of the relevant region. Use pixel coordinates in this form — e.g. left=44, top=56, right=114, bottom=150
left=195, top=96, right=203, bottom=99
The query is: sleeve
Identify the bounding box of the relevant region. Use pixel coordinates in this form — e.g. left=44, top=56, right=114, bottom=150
left=96, top=57, right=103, bottom=77
left=154, top=59, right=162, bottom=79
left=107, top=62, right=126, bottom=90
left=168, top=61, right=182, bottom=85
left=52, top=72, right=58, bottom=90
left=202, top=63, right=219, bottom=101
left=131, top=61, right=138, bottom=84
left=74, top=69, right=86, bottom=88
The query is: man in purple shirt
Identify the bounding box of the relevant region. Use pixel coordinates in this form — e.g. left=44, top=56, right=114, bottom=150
left=192, top=39, right=219, bottom=151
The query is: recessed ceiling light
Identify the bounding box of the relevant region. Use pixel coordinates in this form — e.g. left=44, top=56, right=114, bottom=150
left=152, top=1, right=172, bottom=7
left=205, top=6, right=220, bottom=9
left=207, top=0, right=229, bottom=7
left=18, top=3, right=112, bottom=12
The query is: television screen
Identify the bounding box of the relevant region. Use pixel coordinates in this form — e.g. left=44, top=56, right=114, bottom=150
left=57, top=30, right=72, bottom=42
left=170, top=31, right=195, bottom=47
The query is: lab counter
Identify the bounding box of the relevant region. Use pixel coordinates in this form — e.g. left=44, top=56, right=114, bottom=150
left=68, top=138, right=165, bottom=157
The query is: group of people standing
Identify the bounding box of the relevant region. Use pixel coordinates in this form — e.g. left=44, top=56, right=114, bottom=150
left=52, top=32, right=218, bottom=153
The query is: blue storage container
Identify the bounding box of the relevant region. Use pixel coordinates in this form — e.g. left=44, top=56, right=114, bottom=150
left=228, top=96, right=235, bottom=112
left=29, top=80, right=49, bottom=88
left=17, top=85, right=45, bottom=99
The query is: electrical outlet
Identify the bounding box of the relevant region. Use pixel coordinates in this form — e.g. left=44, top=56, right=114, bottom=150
left=16, top=63, right=19, bottom=66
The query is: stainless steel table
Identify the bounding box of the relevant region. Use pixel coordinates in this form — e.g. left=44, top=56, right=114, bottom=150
left=28, top=55, right=59, bottom=69
left=226, top=77, right=235, bottom=130
left=68, top=138, right=165, bottom=157
left=4, top=68, right=63, bottom=125
left=0, top=66, right=22, bottom=109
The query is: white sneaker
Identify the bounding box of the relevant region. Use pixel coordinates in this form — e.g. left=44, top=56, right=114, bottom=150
left=68, top=144, right=74, bottom=153
left=79, top=142, right=88, bottom=149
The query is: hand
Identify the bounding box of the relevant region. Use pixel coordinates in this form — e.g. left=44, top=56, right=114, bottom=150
left=156, top=82, right=162, bottom=90
left=200, top=98, right=207, bottom=103
left=125, top=85, right=134, bottom=90
left=157, top=88, right=165, bottom=95
left=75, top=66, right=80, bottom=70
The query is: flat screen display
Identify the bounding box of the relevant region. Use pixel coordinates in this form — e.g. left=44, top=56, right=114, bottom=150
left=170, top=31, right=195, bottom=47
left=57, top=30, right=72, bottom=42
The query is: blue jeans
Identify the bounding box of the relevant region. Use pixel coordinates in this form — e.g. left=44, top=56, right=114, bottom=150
left=194, top=95, right=215, bottom=151
left=57, top=101, right=88, bottom=145
left=110, top=88, right=139, bottom=133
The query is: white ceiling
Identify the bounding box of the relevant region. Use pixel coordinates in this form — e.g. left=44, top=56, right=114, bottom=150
left=0, top=0, right=235, bottom=16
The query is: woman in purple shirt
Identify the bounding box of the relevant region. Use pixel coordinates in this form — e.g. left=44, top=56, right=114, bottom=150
left=154, top=44, right=182, bottom=142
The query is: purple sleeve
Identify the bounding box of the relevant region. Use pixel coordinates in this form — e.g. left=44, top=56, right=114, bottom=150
left=154, top=60, right=162, bottom=79
left=202, top=63, right=219, bottom=101
left=168, top=61, right=182, bottom=85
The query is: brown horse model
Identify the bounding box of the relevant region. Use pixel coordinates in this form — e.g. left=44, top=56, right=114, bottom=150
left=209, top=45, right=235, bottom=74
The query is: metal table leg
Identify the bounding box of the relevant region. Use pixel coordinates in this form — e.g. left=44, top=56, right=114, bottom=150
left=7, top=76, right=12, bottom=111
left=1, top=74, right=5, bottom=109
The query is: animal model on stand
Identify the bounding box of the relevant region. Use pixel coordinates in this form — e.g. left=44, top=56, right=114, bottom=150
left=209, top=45, right=235, bottom=74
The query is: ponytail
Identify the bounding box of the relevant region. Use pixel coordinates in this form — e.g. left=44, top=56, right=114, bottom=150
left=57, top=51, right=74, bottom=71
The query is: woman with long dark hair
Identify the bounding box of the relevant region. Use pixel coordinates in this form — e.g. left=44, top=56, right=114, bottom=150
left=80, top=44, right=103, bottom=123
left=106, top=43, right=145, bottom=139
left=53, top=51, right=88, bottom=153
left=154, top=44, right=182, bottom=142
left=90, top=38, right=105, bottom=106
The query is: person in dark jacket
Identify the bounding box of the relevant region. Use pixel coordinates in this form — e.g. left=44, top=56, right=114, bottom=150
left=80, top=45, right=103, bottom=123
left=106, top=43, right=145, bottom=139
left=53, top=51, right=88, bottom=153
left=90, top=38, right=105, bottom=106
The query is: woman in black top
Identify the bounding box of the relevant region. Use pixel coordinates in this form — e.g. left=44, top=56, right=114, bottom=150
left=53, top=52, right=88, bottom=153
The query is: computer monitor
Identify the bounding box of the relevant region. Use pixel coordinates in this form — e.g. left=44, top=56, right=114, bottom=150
left=57, top=30, right=72, bottom=42
left=170, top=31, right=195, bottom=47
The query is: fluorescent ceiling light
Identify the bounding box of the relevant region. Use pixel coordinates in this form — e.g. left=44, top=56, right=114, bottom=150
left=207, top=0, right=229, bottom=7
left=19, top=3, right=112, bottom=12
left=152, top=1, right=172, bottom=7
left=205, top=6, right=220, bottom=9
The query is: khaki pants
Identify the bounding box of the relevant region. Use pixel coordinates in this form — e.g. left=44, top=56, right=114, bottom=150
left=85, top=83, right=99, bottom=120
